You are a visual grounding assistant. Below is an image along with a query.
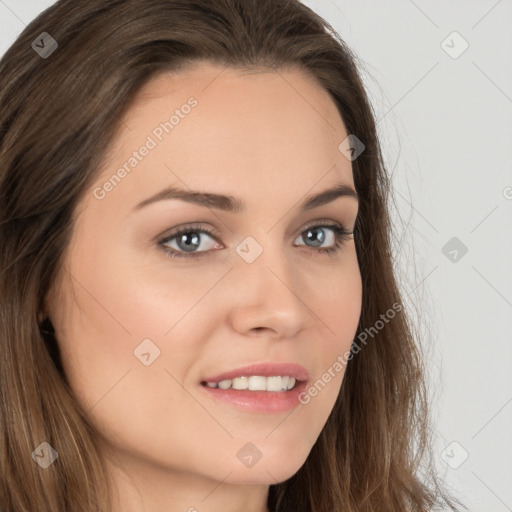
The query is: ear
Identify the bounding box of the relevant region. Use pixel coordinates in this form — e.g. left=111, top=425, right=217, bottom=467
left=38, top=287, right=53, bottom=324
left=38, top=310, right=47, bottom=324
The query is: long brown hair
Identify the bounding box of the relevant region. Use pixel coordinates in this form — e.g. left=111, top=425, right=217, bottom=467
left=0, top=1, right=465, bottom=510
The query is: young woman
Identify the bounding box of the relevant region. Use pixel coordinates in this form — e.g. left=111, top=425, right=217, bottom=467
left=0, top=1, right=465, bottom=511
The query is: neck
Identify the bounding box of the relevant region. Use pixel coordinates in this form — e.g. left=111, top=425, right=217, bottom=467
left=105, top=451, right=271, bottom=512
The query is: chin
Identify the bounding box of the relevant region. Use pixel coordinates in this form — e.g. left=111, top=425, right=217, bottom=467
left=222, top=463, right=305, bottom=486
left=220, top=445, right=311, bottom=485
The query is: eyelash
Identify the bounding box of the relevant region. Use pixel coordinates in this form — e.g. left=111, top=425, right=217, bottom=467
left=158, top=220, right=354, bottom=260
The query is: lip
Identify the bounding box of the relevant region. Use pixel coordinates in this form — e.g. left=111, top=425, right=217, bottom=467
left=199, top=362, right=310, bottom=414
left=200, top=362, right=310, bottom=383
left=200, top=379, right=308, bottom=413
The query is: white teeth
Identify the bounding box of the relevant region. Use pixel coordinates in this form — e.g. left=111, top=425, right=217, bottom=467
left=266, top=376, right=283, bottom=392
left=232, top=376, right=249, bottom=390
left=218, top=379, right=231, bottom=390
left=248, top=375, right=267, bottom=391
left=204, top=375, right=297, bottom=392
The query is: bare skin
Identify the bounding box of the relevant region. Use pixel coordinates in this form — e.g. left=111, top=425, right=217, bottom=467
left=43, top=61, right=362, bottom=512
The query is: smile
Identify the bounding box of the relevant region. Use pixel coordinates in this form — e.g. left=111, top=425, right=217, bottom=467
left=201, top=375, right=297, bottom=392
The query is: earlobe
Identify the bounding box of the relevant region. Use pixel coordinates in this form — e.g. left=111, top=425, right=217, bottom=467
left=38, top=297, right=49, bottom=324
left=38, top=284, right=56, bottom=326
left=38, top=310, right=46, bottom=324
left=38, top=315, right=56, bottom=337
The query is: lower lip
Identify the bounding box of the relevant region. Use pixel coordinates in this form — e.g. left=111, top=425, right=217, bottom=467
left=200, top=380, right=308, bottom=413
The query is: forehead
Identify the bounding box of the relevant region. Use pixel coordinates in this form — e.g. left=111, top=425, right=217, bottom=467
left=88, top=61, right=354, bottom=214
left=108, top=62, right=346, bottom=155
left=131, top=61, right=342, bottom=125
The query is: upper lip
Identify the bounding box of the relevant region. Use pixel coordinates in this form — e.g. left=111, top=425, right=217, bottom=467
left=201, top=362, right=309, bottom=384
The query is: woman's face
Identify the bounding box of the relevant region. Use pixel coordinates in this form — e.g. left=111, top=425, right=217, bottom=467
left=46, top=61, right=362, bottom=491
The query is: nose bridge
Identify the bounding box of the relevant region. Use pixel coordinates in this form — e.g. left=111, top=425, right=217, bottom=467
left=236, top=228, right=293, bottom=292
left=228, top=229, right=309, bottom=334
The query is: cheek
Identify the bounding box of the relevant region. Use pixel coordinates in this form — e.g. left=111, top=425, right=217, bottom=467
left=52, top=260, right=214, bottom=471
left=51, top=242, right=203, bottom=419
left=52, top=235, right=234, bottom=427
left=301, top=255, right=362, bottom=409
left=309, top=251, right=363, bottom=350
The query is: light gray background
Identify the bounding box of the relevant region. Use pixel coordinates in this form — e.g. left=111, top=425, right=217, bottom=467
left=1, top=1, right=511, bottom=511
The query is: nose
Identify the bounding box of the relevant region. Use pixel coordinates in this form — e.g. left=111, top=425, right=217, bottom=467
left=226, top=238, right=313, bottom=338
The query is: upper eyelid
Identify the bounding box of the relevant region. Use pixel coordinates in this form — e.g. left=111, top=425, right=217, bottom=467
left=159, top=218, right=351, bottom=242
left=158, top=221, right=353, bottom=255
left=158, top=221, right=355, bottom=261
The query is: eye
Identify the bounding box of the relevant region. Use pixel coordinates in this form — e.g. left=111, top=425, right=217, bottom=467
left=158, top=223, right=220, bottom=259
left=158, top=220, right=354, bottom=260
left=294, top=222, right=354, bottom=256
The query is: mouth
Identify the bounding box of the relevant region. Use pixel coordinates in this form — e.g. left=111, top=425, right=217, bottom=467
left=200, top=375, right=300, bottom=392
left=199, top=362, right=309, bottom=413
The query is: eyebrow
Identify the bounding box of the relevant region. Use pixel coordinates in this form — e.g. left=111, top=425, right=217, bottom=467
left=133, top=182, right=359, bottom=213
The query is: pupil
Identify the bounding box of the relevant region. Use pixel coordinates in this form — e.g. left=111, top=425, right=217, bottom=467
left=179, top=232, right=200, bottom=252
left=306, top=227, right=325, bottom=247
